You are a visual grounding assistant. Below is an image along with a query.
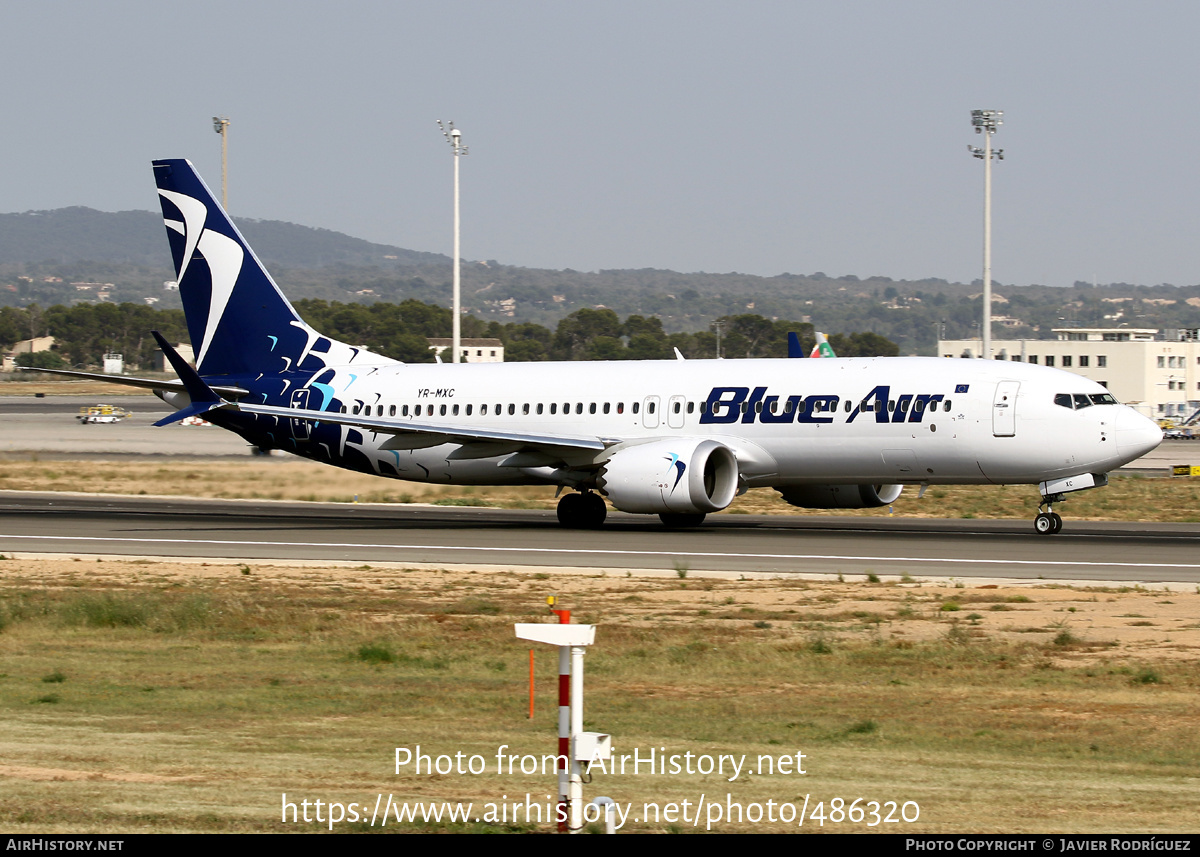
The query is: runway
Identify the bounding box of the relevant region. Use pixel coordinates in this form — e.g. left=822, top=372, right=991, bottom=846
left=2, top=491, right=1199, bottom=584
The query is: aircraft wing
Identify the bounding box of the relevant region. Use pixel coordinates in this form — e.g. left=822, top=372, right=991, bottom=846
left=237, top=401, right=611, bottom=452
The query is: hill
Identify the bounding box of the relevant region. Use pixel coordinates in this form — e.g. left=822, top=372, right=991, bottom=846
left=3, top=208, right=1200, bottom=355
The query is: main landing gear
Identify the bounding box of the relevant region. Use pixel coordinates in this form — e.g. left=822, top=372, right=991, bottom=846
left=1034, top=494, right=1064, bottom=535
left=557, top=490, right=607, bottom=529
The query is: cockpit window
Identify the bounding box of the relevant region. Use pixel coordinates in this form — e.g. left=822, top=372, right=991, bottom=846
left=1056, top=392, right=1118, bottom=409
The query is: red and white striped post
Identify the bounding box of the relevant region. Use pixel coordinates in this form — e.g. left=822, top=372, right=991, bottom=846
left=553, top=607, right=571, bottom=832
left=515, top=615, right=598, bottom=834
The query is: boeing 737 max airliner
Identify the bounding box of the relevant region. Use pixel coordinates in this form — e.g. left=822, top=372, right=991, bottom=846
left=33, top=160, right=1163, bottom=534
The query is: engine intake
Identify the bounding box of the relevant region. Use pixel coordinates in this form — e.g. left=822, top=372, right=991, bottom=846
left=597, top=439, right=739, bottom=514
left=777, top=483, right=903, bottom=509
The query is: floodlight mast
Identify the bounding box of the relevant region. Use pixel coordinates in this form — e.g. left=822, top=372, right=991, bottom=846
left=212, top=116, right=230, bottom=211
left=437, top=120, right=468, bottom=363
left=969, top=109, right=1003, bottom=361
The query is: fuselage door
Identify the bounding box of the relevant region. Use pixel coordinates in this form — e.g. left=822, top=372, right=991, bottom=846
left=992, top=380, right=1019, bottom=437
left=290, top=388, right=311, bottom=441
left=667, top=395, right=686, bottom=429
left=643, top=396, right=661, bottom=429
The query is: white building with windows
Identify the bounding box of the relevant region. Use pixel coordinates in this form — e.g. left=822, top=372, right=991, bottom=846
left=937, top=328, right=1200, bottom=421
left=427, top=338, right=504, bottom=363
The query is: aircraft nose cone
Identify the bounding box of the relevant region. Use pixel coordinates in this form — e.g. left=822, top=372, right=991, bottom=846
left=1114, top=407, right=1162, bottom=461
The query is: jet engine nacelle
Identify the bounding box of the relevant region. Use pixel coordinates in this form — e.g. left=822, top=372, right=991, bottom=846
left=777, top=483, right=904, bottom=509
left=597, top=438, right=739, bottom=515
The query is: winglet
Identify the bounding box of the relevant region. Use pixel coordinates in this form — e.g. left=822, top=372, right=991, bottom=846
left=787, top=332, right=806, bottom=358
left=150, top=331, right=228, bottom=426
left=674, top=347, right=686, bottom=361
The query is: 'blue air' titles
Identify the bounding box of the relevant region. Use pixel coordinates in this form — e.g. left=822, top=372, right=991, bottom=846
left=700, top=385, right=948, bottom=425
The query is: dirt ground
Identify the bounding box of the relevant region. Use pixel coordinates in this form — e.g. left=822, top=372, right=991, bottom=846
left=9, top=555, right=1198, bottom=664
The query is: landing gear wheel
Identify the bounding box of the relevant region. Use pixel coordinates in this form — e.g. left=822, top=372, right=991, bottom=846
left=1050, top=512, right=1062, bottom=534
left=581, top=492, right=607, bottom=528
left=659, top=512, right=706, bottom=528
left=556, top=492, right=584, bottom=527
left=1034, top=512, right=1054, bottom=535
left=556, top=492, right=606, bottom=529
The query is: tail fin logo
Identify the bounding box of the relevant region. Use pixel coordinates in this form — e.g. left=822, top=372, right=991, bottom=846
left=158, top=189, right=245, bottom=370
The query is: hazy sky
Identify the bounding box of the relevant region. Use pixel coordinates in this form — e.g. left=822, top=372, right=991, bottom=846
left=2, top=1, right=1197, bottom=288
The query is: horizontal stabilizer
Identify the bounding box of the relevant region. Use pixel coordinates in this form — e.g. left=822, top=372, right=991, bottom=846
left=15, top=366, right=247, bottom=398
left=151, top=331, right=233, bottom=426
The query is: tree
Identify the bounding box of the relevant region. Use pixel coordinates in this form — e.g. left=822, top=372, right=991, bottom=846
left=551, top=308, right=622, bottom=360
left=15, top=350, right=66, bottom=370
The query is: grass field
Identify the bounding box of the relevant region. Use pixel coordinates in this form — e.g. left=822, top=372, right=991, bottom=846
left=0, top=557, right=1198, bottom=833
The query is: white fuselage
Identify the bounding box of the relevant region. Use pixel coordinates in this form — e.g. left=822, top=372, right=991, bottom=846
left=302, top=355, right=1160, bottom=489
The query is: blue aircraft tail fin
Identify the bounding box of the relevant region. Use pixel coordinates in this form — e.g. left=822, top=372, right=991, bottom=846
left=787, top=332, right=806, bottom=358
left=152, top=159, right=307, bottom=378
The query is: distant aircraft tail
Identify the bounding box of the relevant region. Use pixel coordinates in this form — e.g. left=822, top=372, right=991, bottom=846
left=152, top=159, right=388, bottom=380
left=810, top=331, right=837, bottom=358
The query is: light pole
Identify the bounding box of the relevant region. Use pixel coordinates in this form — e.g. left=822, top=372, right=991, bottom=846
left=437, top=120, right=468, bottom=363
left=212, top=116, right=230, bottom=210
left=969, top=109, right=1003, bottom=360
left=711, top=320, right=724, bottom=359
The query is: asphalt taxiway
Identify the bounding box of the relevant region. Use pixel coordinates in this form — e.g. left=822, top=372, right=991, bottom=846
left=1, top=492, right=1198, bottom=584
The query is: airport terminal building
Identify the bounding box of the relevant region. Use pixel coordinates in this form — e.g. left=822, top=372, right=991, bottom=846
left=937, top=328, right=1200, bottom=421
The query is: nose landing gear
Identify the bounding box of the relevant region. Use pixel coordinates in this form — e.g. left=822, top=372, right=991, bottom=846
left=1034, top=493, right=1064, bottom=535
